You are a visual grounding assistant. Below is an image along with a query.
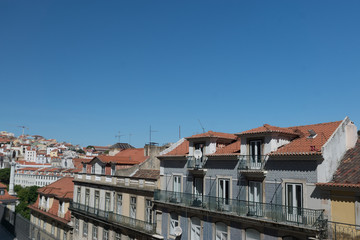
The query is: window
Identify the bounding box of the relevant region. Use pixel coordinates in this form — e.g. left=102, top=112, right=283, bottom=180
left=94, top=191, right=100, bottom=213
left=51, top=224, right=55, bottom=235
left=173, top=175, right=181, bottom=192
left=43, top=221, right=46, bottom=230
left=249, top=140, right=262, bottom=169
left=169, top=212, right=179, bottom=236
left=248, top=181, right=262, bottom=216
left=76, top=187, right=81, bottom=203
left=145, top=200, right=153, bottom=223
left=101, top=166, right=105, bottom=175
left=130, top=197, right=136, bottom=219
left=245, top=228, right=260, bottom=240
left=85, top=189, right=90, bottom=207
left=116, top=194, right=122, bottom=215
left=215, top=222, right=227, bottom=240
left=92, top=226, right=98, bottom=240
left=75, top=219, right=79, bottom=232
left=218, top=179, right=230, bottom=209
left=105, top=192, right=111, bottom=212
left=63, top=231, right=67, bottom=240
left=91, top=165, right=95, bottom=174
left=83, top=222, right=88, bottom=236
left=286, top=183, right=303, bottom=222
left=190, top=217, right=201, bottom=240
left=111, top=165, right=116, bottom=175
left=57, top=227, right=60, bottom=237
left=103, top=229, right=109, bottom=240
left=193, top=178, right=203, bottom=202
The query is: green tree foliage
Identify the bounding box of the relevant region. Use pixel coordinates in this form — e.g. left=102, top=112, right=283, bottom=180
left=15, top=185, right=39, bottom=219
left=0, top=168, right=10, bottom=185
left=76, top=148, right=85, bottom=154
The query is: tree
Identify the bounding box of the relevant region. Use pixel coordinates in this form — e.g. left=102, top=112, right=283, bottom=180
left=15, top=185, right=39, bottom=219
left=0, top=168, right=10, bottom=185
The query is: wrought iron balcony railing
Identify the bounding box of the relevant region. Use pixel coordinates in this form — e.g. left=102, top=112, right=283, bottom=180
left=70, top=202, right=156, bottom=234
left=187, top=156, right=208, bottom=169
left=238, top=155, right=267, bottom=170
left=154, top=190, right=324, bottom=230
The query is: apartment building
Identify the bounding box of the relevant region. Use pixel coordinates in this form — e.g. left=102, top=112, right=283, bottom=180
left=29, top=177, right=74, bottom=240
left=154, top=117, right=357, bottom=240
left=70, top=147, right=164, bottom=240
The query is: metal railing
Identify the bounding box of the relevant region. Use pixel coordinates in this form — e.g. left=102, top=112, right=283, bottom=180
left=187, top=156, right=208, bottom=169
left=325, top=221, right=360, bottom=239
left=238, top=155, right=267, bottom=170
left=70, top=202, right=156, bottom=234
left=154, top=190, right=324, bottom=229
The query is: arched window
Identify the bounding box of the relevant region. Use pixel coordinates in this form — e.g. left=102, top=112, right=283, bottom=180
left=215, top=222, right=228, bottom=240
left=245, top=228, right=260, bottom=240
left=190, top=217, right=201, bottom=240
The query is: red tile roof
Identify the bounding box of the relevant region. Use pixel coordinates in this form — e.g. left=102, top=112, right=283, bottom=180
left=37, top=177, right=74, bottom=199
left=162, top=140, right=189, bottom=156
left=270, top=121, right=342, bottom=156
left=0, top=182, right=18, bottom=202
left=186, top=131, right=237, bottom=140
left=132, top=169, right=160, bottom=180
left=317, top=138, right=360, bottom=189
left=211, top=140, right=241, bottom=156
left=238, top=124, right=300, bottom=136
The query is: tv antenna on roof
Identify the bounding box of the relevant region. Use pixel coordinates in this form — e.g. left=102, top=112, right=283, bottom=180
left=198, top=119, right=205, bottom=133
left=115, top=131, right=125, bottom=142
left=149, top=125, right=158, bottom=146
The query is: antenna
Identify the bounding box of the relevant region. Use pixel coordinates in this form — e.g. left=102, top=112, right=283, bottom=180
left=149, top=125, right=158, bottom=146
left=17, top=125, right=28, bottom=137
left=115, top=131, right=125, bottom=143
left=179, top=125, right=181, bottom=139
left=198, top=119, right=205, bottom=133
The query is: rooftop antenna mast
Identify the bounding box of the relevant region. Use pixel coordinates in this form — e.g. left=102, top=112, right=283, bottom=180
left=115, top=131, right=125, bottom=143
left=17, top=125, right=28, bottom=137
left=198, top=119, right=205, bottom=133
left=149, top=125, right=158, bottom=146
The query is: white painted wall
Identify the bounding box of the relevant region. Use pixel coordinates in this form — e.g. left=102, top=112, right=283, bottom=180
left=319, top=117, right=357, bottom=182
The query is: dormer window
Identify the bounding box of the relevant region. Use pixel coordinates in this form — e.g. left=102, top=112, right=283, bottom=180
left=101, top=166, right=105, bottom=175
left=82, top=164, right=86, bottom=173
left=111, top=165, right=115, bottom=175
left=91, top=165, right=95, bottom=174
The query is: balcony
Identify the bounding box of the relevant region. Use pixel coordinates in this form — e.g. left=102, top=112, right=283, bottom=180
left=154, top=190, right=325, bottom=230
left=238, top=155, right=267, bottom=177
left=70, top=202, right=156, bottom=234
left=187, top=156, right=208, bottom=175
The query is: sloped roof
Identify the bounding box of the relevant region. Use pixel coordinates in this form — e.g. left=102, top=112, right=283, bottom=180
left=0, top=182, right=18, bottom=202
left=317, top=138, right=360, bottom=189
left=271, top=121, right=342, bottom=156
left=38, top=177, right=74, bottom=199
left=162, top=140, right=189, bottom=156
left=132, top=169, right=160, bottom=180
left=92, top=148, right=147, bottom=165
left=186, top=131, right=237, bottom=140
left=110, top=143, right=134, bottom=150
left=238, top=124, right=300, bottom=136
left=210, top=139, right=241, bottom=156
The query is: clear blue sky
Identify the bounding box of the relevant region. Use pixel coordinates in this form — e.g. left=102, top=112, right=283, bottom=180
left=1, top=0, right=359, bottom=148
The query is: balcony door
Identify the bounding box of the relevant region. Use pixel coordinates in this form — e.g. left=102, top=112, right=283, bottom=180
left=286, top=183, right=303, bottom=222
left=218, top=179, right=230, bottom=211
left=193, top=178, right=203, bottom=205
left=249, top=140, right=262, bottom=169
left=94, top=191, right=99, bottom=214
left=248, top=181, right=262, bottom=216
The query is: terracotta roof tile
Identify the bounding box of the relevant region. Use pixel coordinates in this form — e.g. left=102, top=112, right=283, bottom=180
left=270, top=121, right=342, bottom=156
left=238, top=124, right=300, bottom=136
left=132, top=169, right=159, bottom=180
left=211, top=140, right=241, bottom=155
left=38, top=177, right=74, bottom=199
left=186, top=131, right=237, bottom=140
left=163, top=140, right=189, bottom=156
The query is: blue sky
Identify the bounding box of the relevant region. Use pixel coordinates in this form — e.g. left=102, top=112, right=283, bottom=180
left=1, top=0, right=359, bottom=147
